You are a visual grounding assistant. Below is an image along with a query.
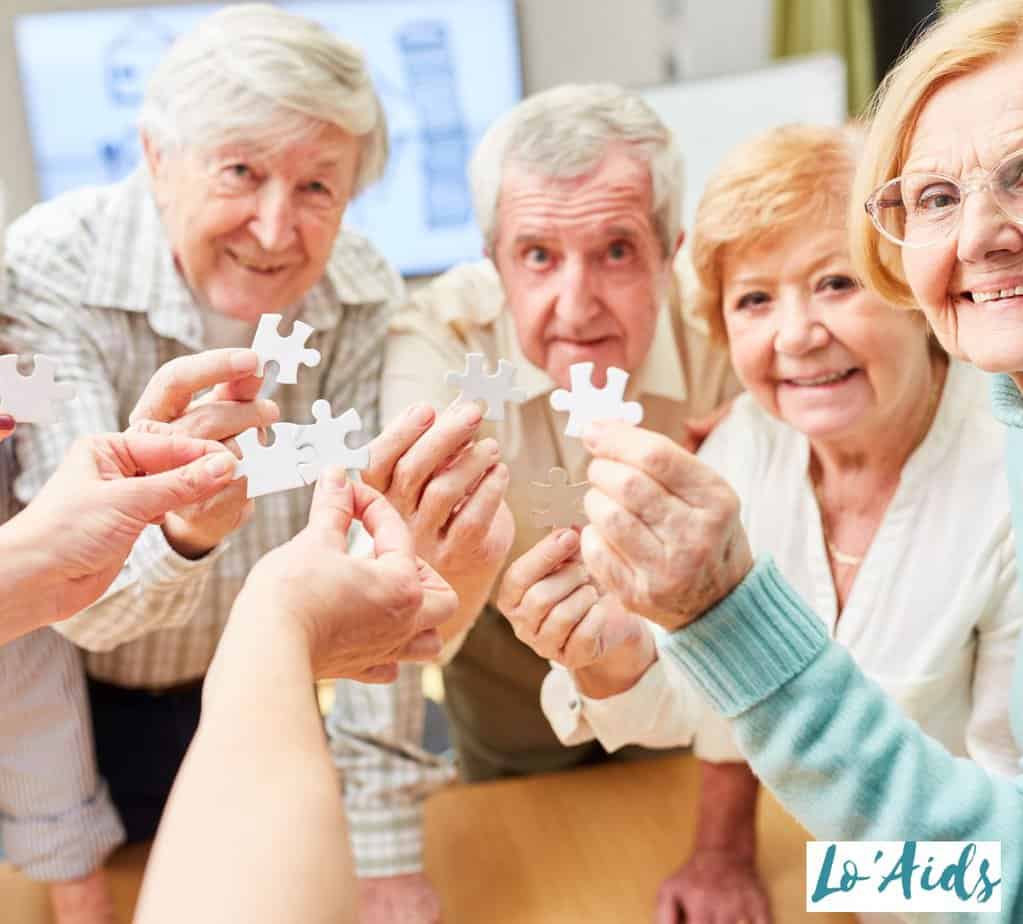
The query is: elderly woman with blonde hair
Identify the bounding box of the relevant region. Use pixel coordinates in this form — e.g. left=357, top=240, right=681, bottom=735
left=529, top=1, right=1023, bottom=919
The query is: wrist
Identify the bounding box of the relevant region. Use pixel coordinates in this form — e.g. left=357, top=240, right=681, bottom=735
left=162, top=514, right=218, bottom=560
left=572, top=632, right=657, bottom=699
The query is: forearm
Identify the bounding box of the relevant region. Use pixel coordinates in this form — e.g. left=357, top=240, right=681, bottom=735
left=135, top=597, right=356, bottom=924
left=0, top=514, right=64, bottom=643
left=692, top=760, right=758, bottom=857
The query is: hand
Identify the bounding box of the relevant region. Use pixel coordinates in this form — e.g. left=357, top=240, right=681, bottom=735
left=14, top=428, right=237, bottom=630
left=579, top=421, right=754, bottom=632
left=364, top=402, right=513, bottom=579
left=235, top=466, right=457, bottom=682
left=0, top=414, right=13, bottom=444
left=497, top=529, right=656, bottom=694
left=129, top=348, right=279, bottom=558
left=359, top=873, right=441, bottom=924
left=655, top=850, right=772, bottom=924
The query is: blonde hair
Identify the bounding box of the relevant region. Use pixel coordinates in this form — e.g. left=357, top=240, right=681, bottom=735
left=689, top=123, right=860, bottom=342
left=851, top=0, right=1023, bottom=306
left=139, top=4, right=388, bottom=195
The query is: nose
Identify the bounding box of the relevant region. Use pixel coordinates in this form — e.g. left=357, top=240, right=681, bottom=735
left=249, top=184, right=298, bottom=252
left=957, top=187, right=1023, bottom=264
left=554, top=256, right=602, bottom=328
left=774, top=293, right=829, bottom=356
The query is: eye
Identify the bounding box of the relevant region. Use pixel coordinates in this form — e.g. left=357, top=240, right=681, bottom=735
left=734, top=290, right=770, bottom=311
left=303, top=179, right=333, bottom=197
left=522, top=246, right=552, bottom=268
left=607, top=239, right=634, bottom=262
left=915, top=182, right=960, bottom=213
left=817, top=274, right=859, bottom=294
left=219, top=163, right=256, bottom=189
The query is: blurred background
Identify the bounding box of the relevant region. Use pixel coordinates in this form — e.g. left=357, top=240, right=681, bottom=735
left=0, top=0, right=949, bottom=280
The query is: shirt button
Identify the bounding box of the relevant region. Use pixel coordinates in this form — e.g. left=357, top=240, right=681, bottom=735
left=568, top=699, right=579, bottom=710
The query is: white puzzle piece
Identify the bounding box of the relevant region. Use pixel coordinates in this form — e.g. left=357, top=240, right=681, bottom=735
left=0, top=354, right=76, bottom=423
left=549, top=363, right=643, bottom=438
left=445, top=352, right=526, bottom=421
left=233, top=423, right=313, bottom=499
left=530, top=466, right=589, bottom=530
left=295, top=400, right=370, bottom=485
left=251, top=313, right=321, bottom=384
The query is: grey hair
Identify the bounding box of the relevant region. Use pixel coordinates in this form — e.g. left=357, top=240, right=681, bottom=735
left=138, top=4, right=388, bottom=194
left=470, top=83, right=683, bottom=254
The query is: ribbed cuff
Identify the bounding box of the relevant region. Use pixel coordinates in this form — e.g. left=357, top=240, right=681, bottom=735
left=2, top=780, right=125, bottom=881
left=990, top=373, right=1023, bottom=428
left=661, top=557, right=828, bottom=718
left=347, top=803, right=425, bottom=878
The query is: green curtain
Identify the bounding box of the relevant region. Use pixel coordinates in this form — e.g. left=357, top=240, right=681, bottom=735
left=772, top=0, right=876, bottom=116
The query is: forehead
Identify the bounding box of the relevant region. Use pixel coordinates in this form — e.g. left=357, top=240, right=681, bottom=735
left=497, top=150, right=656, bottom=242
left=907, top=44, right=1023, bottom=173
left=722, top=225, right=848, bottom=283
left=198, top=123, right=360, bottom=174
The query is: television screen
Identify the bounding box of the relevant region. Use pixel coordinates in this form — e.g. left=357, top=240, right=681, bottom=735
left=13, top=0, right=522, bottom=276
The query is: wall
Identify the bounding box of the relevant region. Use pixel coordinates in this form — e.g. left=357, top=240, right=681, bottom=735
left=0, top=0, right=770, bottom=220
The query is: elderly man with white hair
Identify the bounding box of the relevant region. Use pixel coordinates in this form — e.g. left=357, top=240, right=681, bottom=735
left=0, top=6, right=507, bottom=923
left=330, top=84, right=763, bottom=924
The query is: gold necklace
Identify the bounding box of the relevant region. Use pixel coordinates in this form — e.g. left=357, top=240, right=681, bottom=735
left=825, top=539, right=863, bottom=567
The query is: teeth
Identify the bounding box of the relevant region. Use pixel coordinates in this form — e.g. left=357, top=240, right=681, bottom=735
left=789, top=370, right=852, bottom=386
left=973, top=285, right=1023, bottom=303
left=231, top=252, right=283, bottom=273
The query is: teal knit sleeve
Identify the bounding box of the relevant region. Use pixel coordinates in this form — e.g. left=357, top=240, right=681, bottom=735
left=662, top=557, right=1023, bottom=923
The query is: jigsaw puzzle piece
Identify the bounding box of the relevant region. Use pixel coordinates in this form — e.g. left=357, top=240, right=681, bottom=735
left=233, top=422, right=313, bottom=498
left=251, top=313, right=322, bottom=384
left=294, top=400, right=370, bottom=485
left=530, top=466, right=589, bottom=530
left=549, top=362, right=643, bottom=438
left=445, top=352, right=526, bottom=421
left=0, top=354, right=76, bottom=423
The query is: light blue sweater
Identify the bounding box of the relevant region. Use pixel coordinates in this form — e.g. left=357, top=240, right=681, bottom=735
left=661, top=374, right=1023, bottom=923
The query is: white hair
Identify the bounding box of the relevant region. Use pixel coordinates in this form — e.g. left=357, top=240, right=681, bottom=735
left=138, top=4, right=388, bottom=194
left=470, top=83, right=684, bottom=254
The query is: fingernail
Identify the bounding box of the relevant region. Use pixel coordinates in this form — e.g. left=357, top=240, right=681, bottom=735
left=258, top=400, right=280, bottom=422
left=205, top=453, right=235, bottom=478
left=558, top=530, right=578, bottom=550
left=582, top=422, right=604, bottom=448
left=481, top=437, right=500, bottom=457
left=408, top=404, right=433, bottom=427
left=231, top=350, right=259, bottom=373
left=458, top=403, right=482, bottom=426
left=0, top=415, right=14, bottom=431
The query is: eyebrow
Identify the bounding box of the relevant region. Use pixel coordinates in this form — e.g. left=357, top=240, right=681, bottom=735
left=729, top=249, right=848, bottom=286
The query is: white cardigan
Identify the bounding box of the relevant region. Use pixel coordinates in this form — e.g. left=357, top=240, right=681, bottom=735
left=542, top=360, right=1023, bottom=779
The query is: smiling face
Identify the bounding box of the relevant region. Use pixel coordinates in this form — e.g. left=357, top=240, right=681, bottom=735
left=900, top=43, right=1023, bottom=373
left=491, top=149, right=676, bottom=389
left=144, top=121, right=360, bottom=322
left=722, top=225, right=933, bottom=444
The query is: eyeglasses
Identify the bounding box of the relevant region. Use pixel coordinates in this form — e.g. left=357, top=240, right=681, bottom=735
left=864, top=148, right=1023, bottom=248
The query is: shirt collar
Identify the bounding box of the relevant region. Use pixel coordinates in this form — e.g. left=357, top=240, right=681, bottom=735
left=82, top=168, right=393, bottom=349
left=496, top=294, right=689, bottom=404
left=990, top=373, right=1023, bottom=429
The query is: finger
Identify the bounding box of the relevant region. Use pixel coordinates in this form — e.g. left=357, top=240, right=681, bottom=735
left=539, top=583, right=600, bottom=658
left=351, top=481, right=415, bottom=561
left=0, top=415, right=15, bottom=438
left=396, top=628, right=443, bottom=661
left=516, top=562, right=592, bottom=637
left=443, top=463, right=509, bottom=547
left=129, top=349, right=260, bottom=424
left=118, top=431, right=226, bottom=476
left=414, top=559, right=459, bottom=631
left=582, top=421, right=722, bottom=503
left=173, top=398, right=279, bottom=442
left=418, top=439, right=501, bottom=534
left=110, top=450, right=239, bottom=524
left=380, top=403, right=483, bottom=513
left=579, top=523, right=636, bottom=604
left=497, top=529, right=579, bottom=614
left=305, top=465, right=355, bottom=547
left=362, top=404, right=437, bottom=492
left=654, top=888, right=682, bottom=924
left=208, top=374, right=265, bottom=404
left=587, top=457, right=674, bottom=534
left=583, top=486, right=663, bottom=571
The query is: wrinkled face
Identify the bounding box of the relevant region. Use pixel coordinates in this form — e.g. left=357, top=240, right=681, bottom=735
left=722, top=226, right=933, bottom=443
left=491, top=149, right=675, bottom=389
left=145, top=122, right=360, bottom=322
left=900, top=44, right=1023, bottom=373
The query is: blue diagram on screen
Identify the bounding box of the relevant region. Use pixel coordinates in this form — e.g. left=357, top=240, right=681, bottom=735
left=13, top=1, right=522, bottom=275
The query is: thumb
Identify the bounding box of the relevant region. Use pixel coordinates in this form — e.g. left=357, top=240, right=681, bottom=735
left=109, top=450, right=237, bottom=525
left=305, top=465, right=356, bottom=550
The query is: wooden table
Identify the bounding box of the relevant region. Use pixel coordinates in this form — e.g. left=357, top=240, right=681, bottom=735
left=2, top=754, right=854, bottom=922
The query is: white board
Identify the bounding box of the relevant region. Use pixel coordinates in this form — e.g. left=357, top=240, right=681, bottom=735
left=640, top=53, right=847, bottom=229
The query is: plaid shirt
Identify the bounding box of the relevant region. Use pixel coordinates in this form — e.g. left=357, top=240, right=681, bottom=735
left=2, top=168, right=399, bottom=687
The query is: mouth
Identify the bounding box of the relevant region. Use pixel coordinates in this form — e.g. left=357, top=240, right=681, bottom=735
left=226, top=248, right=291, bottom=276
left=781, top=368, right=860, bottom=388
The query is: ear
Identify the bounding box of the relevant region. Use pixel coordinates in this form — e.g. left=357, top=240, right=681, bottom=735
left=140, top=130, right=163, bottom=180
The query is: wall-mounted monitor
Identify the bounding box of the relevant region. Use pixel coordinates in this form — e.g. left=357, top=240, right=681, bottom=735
left=13, top=0, right=522, bottom=276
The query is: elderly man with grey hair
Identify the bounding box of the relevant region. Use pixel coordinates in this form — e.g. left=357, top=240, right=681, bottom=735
left=330, top=84, right=768, bottom=924
left=0, top=6, right=433, bottom=923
